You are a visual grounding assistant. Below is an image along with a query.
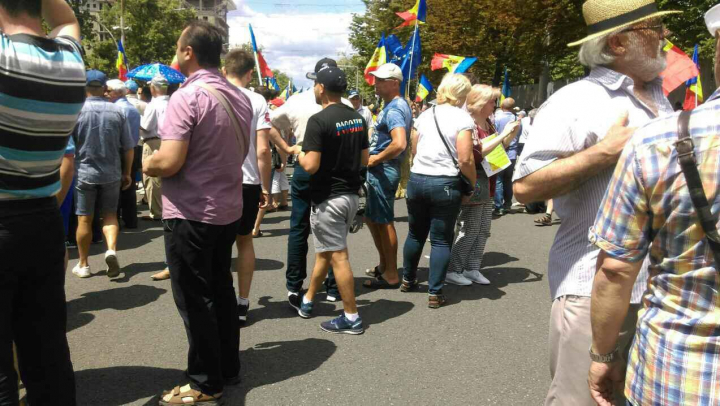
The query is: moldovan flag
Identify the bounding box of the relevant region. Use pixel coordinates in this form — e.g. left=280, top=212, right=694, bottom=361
left=364, top=34, right=387, bottom=86
left=415, top=75, right=433, bottom=102
left=170, top=55, right=180, bottom=72
left=500, top=68, right=511, bottom=105
left=250, top=24, right=273, bottom=78
left=683, top=44, right=703, bottom=110
left=430, top=53, right=477, bottom=74
left=396, top=0, right=427, bottom=28
left=116, top=40, right=128, bottom=81
left=660, top=40, right=699, bottom=96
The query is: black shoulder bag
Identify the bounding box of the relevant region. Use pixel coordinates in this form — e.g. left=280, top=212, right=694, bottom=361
left=432, top=106, right=474, bottom=196
left=675, top=110, right=720, bottom=267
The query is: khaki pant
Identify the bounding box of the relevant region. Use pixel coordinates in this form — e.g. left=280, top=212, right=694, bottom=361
left=142, top=138, right=163, bottom=219
left=545, top=295, right=640, bottom=406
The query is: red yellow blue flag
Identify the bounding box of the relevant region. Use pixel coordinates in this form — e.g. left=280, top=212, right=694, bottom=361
left=116, top=40, right=128, bottom=81
left=430, top=53, right=477, bottom=74
left=683, top=44, right=703, bottom=110
left=396, top=0, right=427, bottom=28
left=364, top=34, right=387, bottom=86
left=415, top=75, right=433, bottom=102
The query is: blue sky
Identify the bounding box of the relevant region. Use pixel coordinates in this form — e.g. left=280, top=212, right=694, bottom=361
left=228, top=0, right=367, bottom=89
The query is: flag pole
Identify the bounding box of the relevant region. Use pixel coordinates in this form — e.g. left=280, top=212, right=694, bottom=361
left=406, top=19, right=419, bottom=98
left=253, top=51, right=263, bottom=86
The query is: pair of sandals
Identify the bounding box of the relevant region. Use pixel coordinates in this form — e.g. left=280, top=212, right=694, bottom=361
left=534, top=213, right=555, bottom=226
left=363, top=266, right=401, bottom=289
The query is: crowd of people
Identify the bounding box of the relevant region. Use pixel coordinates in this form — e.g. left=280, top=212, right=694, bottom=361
left=2, top=0, right=720, bottom=405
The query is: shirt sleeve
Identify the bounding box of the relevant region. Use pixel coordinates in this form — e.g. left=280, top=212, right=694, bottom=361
left=512, top=95, right=587, bottom=181
left=140, top=102, right=156, bottom=133
left=588, top=142, right=651, bottom=262
left=257, top=101, right=272, bottom=131
left=302, top=116, right=323, bottom=152
left=270, top=104, right=292, bottom=134
left=160, top=90, right=196, bottom=142
left=386, top=107, right=408, bottom=133
left=64, top=136, right=75, bottom=157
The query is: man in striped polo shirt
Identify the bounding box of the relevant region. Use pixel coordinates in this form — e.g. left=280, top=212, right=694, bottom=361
left=0, top=1, right=87, bottom=405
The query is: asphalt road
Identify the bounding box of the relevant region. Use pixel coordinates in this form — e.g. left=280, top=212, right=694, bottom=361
left=61, top=174, right=558, bottom=406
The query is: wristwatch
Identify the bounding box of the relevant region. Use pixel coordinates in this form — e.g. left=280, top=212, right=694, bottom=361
left=589, top=346, right=619, bottom=363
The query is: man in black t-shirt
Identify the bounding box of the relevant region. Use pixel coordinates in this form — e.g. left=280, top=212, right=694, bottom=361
left=296, top=66, right=369, bottom=334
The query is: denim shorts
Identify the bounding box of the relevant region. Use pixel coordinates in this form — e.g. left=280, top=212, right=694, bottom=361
left=365, top=161, right=400, bottom=224
left=75, top=180, right=121, bottom=216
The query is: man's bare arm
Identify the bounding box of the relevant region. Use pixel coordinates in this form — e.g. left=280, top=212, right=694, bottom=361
left=43, top=0, right=81, bottom=41
left=57, top=155, right=74, bottom=205
left=514, top=111, right=635, bottom=203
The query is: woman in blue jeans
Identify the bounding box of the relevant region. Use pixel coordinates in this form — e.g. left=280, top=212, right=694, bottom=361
left=402, top=73, right=477, bottom=308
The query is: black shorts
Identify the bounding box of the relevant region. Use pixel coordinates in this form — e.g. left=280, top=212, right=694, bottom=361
left=238, top=184, right=261, bottom=236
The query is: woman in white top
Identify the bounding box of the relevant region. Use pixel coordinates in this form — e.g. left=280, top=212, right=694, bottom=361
left=401, top=73, right=476, bottom=308
left=446, top=85, right=520, bottom=286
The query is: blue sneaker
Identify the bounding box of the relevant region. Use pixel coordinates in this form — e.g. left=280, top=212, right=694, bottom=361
left=320, top=314, right=364, bottom=335
left=298, top=299, right=314, bottom=319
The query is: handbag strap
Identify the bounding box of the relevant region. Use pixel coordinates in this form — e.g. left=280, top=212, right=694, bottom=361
left=432, top=106, right=460, bottom=169
left=675, top=110, right=720, bottom=268
left=194, top=82, right=245, bottom=152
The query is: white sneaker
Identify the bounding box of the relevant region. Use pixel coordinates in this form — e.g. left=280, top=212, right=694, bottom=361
left=464, top=270, right=491, bottom=285
left=72, top=263, right=91, bottom=278
left=445, top=271, right=472, bottom=286
left=105, top=250, right=120, bottom=278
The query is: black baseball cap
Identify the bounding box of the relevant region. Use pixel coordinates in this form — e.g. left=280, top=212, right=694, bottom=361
left=316, top=66, right=347, bottom=93
left=306, top=57, right=338, bottom=80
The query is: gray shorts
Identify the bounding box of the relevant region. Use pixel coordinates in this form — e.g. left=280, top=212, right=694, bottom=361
left=310, top=194, right=359, bottom=253
left=75, top=181, right=121, bottom=216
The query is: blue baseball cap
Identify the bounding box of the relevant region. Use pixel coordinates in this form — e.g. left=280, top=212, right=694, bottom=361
left=86, top=70, right=107, bottom=87
left=125, top=80, right=139, bottom=92
left=348, top=89, right=360, bottom=98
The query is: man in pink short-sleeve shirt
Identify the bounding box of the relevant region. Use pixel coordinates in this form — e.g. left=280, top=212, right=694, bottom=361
left=143, top=21, right=252, bottom=404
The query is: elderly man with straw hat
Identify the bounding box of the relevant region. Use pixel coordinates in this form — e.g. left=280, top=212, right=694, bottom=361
left=512, top=0, right=678, bottom=404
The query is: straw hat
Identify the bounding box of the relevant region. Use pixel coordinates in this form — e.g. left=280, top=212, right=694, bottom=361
left=568, top=0, right=680, bottom=47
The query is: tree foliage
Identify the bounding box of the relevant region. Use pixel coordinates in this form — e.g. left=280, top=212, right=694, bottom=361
left=82, top=0, right=196, bottom=78
left=349, top=0, right=716, bottom=91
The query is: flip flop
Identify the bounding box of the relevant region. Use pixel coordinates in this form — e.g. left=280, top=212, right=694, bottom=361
left=363, top=275, right=400, bottom=289
left=364, top=265, right=384, bottom=278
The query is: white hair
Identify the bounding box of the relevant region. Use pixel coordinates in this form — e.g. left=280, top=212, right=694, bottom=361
left=106, top=79, right=127, bottom=94
left=578, top=28, right=623, bottom=69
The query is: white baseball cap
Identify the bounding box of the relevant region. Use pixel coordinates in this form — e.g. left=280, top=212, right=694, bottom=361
left=706, top=4, right=720, bottom=37
left=370, top=63, right=403, bottom=82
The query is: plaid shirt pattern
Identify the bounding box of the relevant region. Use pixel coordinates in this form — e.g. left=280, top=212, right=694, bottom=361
left=589, top=99, right=720, bottom=405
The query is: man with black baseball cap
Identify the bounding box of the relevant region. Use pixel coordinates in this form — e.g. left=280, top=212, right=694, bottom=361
left=271, top=57, right=354, bottom=310
left=295, top=66, right=369, bottom=334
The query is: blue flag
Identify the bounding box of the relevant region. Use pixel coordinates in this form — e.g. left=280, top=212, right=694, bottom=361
left=249, top=24, right=258, bottom=53
left=398, top=25, right=421, bottom=96
left=500, top=68, right=511, bottom=104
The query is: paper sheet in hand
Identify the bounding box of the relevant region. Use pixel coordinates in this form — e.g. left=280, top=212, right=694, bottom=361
left=481, top=134, right=511, bottom=177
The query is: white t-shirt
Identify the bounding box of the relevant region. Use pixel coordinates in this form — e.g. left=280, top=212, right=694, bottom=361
left=358, top=105, right=373, bottom=127
left=270, top=90, right=353, bottom=146
left=238, top=86, right=272, bottom=185
left=411, top=104, right=475, bottom=177
left=519, top=116, right=532, bottom=144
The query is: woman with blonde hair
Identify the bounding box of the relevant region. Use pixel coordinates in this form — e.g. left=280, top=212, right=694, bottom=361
left=446, top=84, right=520, bottom=286
left=399, top=73, right=476, bottom=308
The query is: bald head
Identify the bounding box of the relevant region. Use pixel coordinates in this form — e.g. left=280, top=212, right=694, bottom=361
left=501, top=97, right=515, bottom=111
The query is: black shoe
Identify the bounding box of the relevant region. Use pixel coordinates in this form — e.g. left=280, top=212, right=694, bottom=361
left=288, top=291, right=301, bottom=311
left=238, top=301, right=249, bottom=322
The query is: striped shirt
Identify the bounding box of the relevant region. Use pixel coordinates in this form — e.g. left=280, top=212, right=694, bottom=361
left=589, top=98, right=720, bottom=406
left=0, top=32, right=86, bottom=201
left=513, top=67, right=673, bottom=303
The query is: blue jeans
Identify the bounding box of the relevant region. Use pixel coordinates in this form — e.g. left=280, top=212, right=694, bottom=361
left=494, top=159, right=516, bottom=210
left=286, top=165, right=337, bottom=295
left=365, top=161, right=400, bottom=224
left=402, top=173, right=462, bottom=295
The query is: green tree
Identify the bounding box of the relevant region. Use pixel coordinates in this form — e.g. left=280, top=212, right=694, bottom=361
left=83, top=0, right=196, bottom=77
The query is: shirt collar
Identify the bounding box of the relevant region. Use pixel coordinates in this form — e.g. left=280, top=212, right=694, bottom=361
left=588, top=66, right=664, bottom=92
left=87, top=96, right=106, bottom=102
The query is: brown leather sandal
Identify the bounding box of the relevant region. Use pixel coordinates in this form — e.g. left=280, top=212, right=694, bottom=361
left=159, top=384, right=222, bottom=405
left=534, top=213, right=552, bottom=226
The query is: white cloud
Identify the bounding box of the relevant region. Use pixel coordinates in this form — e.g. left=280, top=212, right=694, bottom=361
left=227, top=1, right=359, bottom=89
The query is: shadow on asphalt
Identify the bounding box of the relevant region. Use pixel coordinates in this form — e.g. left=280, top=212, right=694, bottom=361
left=67, top=285, right=167, bottom=333
left=482, top=252, right=519, bottom=267
left=444, top=266, right=544, bottom=305
left=110, top=261, right=167, bottom=283
left=75, top=366, right=185, bottom=406
left=254, top=258, right=284, bottom=271
left=67, top=226, right=164, bottom=261
left=260, top=215, right=291, bottom=225
left=225, top=338, right=337, bottom=404
left=244, top=295, right=413, bottom=330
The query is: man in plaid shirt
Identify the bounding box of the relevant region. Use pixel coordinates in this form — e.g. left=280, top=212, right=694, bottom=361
left=588, top=7, right=720, bottom=405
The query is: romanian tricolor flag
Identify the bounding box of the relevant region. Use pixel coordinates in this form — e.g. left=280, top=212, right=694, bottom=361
left=116, top=40, right=128, bottom=81
left=396, top=0, right=427, bottom=29
left=500, top=68, right=511, bottom=105
left=683, top=44, right=703, bottom=110
left=415, top=75, right=433, bottom=102
left=170, top=55, right=180, bottom=72
left=660, top=40, right=699, bottom=96
left=430, top=53, right=477, bottom=74
left=364, top=34, right=387, bottom=86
